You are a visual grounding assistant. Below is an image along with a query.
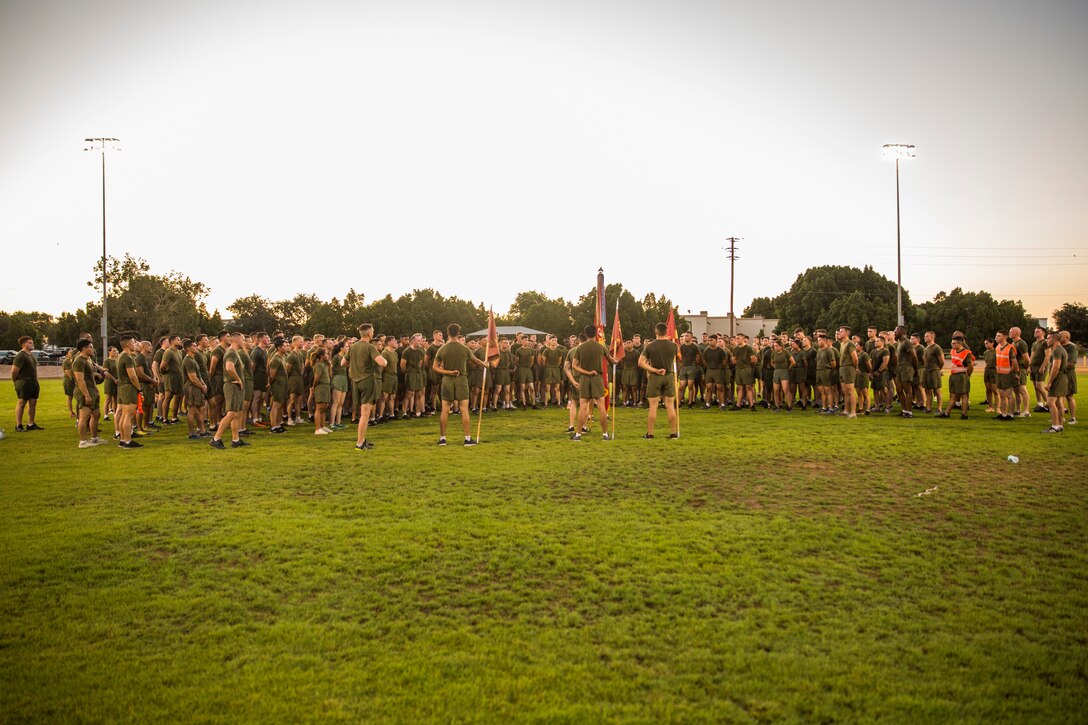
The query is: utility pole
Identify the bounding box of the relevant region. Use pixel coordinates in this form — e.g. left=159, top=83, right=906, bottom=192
left=725, top=237, right=740, bottom=336
left=84, top=138, right=121, bottom=364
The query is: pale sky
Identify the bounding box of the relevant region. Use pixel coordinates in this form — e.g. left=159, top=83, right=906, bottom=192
left=1, top=0, right=1085, bottom=322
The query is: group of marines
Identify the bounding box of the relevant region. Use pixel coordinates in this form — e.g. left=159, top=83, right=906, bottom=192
left=6, top=319, right=1081, bottom=449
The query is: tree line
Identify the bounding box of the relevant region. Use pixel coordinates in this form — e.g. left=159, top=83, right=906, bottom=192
left=2, top=257, right=1086, bottom=351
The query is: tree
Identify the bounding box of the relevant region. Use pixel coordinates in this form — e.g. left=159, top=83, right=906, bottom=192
left=743, top=297, right=776, bottom=318
left=273, top=294, right=323, bottom=334
left=507, top=291, right=575, bottom=338
left=0, top=311, right=55, bottom=349
left=1052, top=302, right=1088, bottom=347
left=756, top=265, right=913, bottom=334
left=917, top=288, right=1033, bottom=353
left=86, top=255, right=211, bottom=342
left=227, top=294, right=279, bottom=333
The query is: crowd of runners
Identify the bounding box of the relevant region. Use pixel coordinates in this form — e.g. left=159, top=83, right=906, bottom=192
left=6, top=320, right=1080, bottom=449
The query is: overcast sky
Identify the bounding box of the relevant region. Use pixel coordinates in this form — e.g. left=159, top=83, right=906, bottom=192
left=1, top=0, right=1085, bottom=322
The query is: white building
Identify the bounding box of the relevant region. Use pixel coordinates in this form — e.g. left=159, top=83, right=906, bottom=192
left=683, top=311, right=780, bottom=339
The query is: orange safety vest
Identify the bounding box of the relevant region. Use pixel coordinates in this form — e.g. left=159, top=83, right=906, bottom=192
left=950, top=347, right=972, bottom=374
left=995, top=343, right=1013, bottom=374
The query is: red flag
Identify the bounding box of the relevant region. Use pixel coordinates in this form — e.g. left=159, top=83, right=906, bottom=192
left=609, top=305, right=624, bottom=361
left=665, top=307, right=681, bottom=359
left=485, top=307, right=500, bottom=362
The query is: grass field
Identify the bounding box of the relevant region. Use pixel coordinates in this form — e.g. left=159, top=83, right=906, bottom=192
left=1, top=379, right=1086, bottom=723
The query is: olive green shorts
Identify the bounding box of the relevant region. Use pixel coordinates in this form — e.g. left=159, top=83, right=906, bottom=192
left=788, top=368, right=806, bottom=385
left=1067, top=373, right=1078, bottom=396
left=162, top=373, right=180, bottom=394
left=705, top=369, right=726, bottom=385
left=63, top=377, right=75, bottom=396
left=896, top=365, right=916, bottom=384
left=1048, top=373, right=1069, bottom=399
left=492, top=369, right=511, bottom=387
left=184, top=383, right=206, bottom=408
left=923, top=370, right=942, bottom=390
left=515, top=367, right=534, bottom=385
left=855, top=373, right=870, bottom=390
left=997, top=372, right=1017, bottom=390
left=772, top=369, right=790, bottom=385
left=209, top=375, right=224, bottom=399
left=14, top=379, right=40, bottom=400
left=406, top=370, right=427, bottom=391
left=839, top=367, right=856, bottom=385
left=288, top=376, right=304, bottom=396
left=816, top=370, right=831, bottom=387
left=579, top=374, right=606, bottom=399
left=270, top=380, right=288, bottom=404
left=722, top=368, right=734, bottom=387
left=118, top=384, right=138, bottom=406
left=76, top=388, right=100, bottom=411
left=645, top=373, right=675, bottom=399
left=984, top=369, right=997, bottom=385
left=544, top=367, right=563, bottom=385
left=735, top=368, right=755, bottom=386
left=678, top=365, right=700, bottom=381
left=382, top=374, right=398, bottom=395
left=354, top=377, right=379, bottom=407
left=332, top=376, right=349, bottom=393
left=440, top=375, right=470, bottom=402
left=949, top=373, right=971, bottom=396
left=871, top=372, right=887, bottom=390
left=314, top=383, right=331, bottom=404
left=621, top=368, right=641, bottom=386
left=223, top=381, right=245, bottom=412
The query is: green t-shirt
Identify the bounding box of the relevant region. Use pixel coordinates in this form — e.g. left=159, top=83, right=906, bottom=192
left=348, top=341, right=381, bottom=381
left=642, top=339, right=679, bottom=371
left=984, top=349, right=997, bottom=370
left=332, top=352, right=348, bottom=378
left=1049, top=344, right=1068, bottom=377
left=402, top=347, right=425, bottom=373
left=1030, top=339, right=1048, bottom=369
left=1013, top=338, right=1030, bottom=367
left=223, top=349, right=244, bottom=385
left=514, top=345, right=536, bottom=369
left=117, top=352, right=137, bottom=392
left=165, top=346, right=185, bottom=375
left=575, top=340, right=608, bottom=375
left=381, top=348, right=398, bottom=376
left=269, top=353, right=287, bottom=382
left=196, top=349, right=210, bottom=383
left=870, top=347, right=888, bottom=372
left=12, top=350, right=37, bottom=380
left=313, top=361, right=330, bottom=385
left=1062, top=342, right=1078, bottom=372
left=838, top=340, right=856, bottom=369
left=897, top=339, right=915, bottom=366
left=435, top=341, right=472, bottom=375
left=816, top=347, right=833, bottom=371
left=72, top=355, right=96, bottom=389
left=238, top=349, right=252, bottom=382
left=500, top=350, right=515, bottom=370
left=623, top=348, right=641, bottom=368
left=286, top=350, right=303, bottom=378
left=153, top=347, right=166, bottom=373
left=251, top=346, right=268, bottom=377
left=679, top=343, right=700, bottom=366
left=733, top=344, right=756, bottom=369
left=702, top=347, right=726, bottom=370
left=182, top=355, right=201, bottom=384
left=541, top=347, right=564, bottom=368
left=134, top=353, right=151, bottom=383
left=209, top=345, right=225, bottom=379
left=856, top=349, right=871, bottom=373
left=771, top=350, right=792, bottom=369
left=923, top=344, right=944, bottom=372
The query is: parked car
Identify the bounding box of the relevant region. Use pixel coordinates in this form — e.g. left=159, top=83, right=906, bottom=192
left=0, top=350, right=15, bottom=365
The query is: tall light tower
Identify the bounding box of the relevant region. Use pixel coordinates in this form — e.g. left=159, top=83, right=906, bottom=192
left=882, top=143, right=915, bottom=327
left=84, top=138, right=121, bottom=363
left=725, top=237, right=740, bottom=336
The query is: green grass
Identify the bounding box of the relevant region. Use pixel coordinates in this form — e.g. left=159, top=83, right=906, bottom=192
left=1, top=380, right=1086, bottom=723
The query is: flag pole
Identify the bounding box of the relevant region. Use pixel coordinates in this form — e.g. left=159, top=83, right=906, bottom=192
left=476, top=365, right=487, bottom=443
left=673, top=358, right=680, bottom=438
left=611, top=299, right=619, bottom=440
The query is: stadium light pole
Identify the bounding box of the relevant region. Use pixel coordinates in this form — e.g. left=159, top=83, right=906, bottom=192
left=882, top=143, right=915, bottom=327
left=84, top=138, right=121, bottom=364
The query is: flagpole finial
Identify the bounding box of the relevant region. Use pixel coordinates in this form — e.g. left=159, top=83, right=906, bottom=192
left=598, top=267, right=603, bottom=274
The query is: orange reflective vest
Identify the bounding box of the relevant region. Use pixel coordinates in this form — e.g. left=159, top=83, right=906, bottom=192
left=995, top=343, right=1013, bottom=374
left=951, top=347, right=973, bottom=374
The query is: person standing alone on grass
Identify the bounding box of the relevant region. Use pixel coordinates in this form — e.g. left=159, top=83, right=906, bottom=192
left=571, top=325, right=617, bottom=442
left=433, top=323, right=486, bottom=447
left=638, top=322, right=679, bottom=439
left=11, top=336, right=42, bottom=432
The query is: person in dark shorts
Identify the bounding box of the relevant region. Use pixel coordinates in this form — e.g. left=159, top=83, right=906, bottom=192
left=433, top=323, right=486, bottom=446
left=571, top=325, right=617, bottom=441
left=1043, top=331, right=1069, bottom=434
left=182, top=339, right=209, bottom=438
left=638, top=322, right=680, bottom=439
left=939, top=335, right=974, bottom=420
left=72, top=339, right=105, bottom=447
left=11, top=336, right=42, bottom=431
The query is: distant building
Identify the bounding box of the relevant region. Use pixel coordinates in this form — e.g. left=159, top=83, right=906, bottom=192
left=683, top=311, right=779, bottom=339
